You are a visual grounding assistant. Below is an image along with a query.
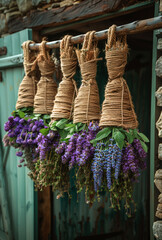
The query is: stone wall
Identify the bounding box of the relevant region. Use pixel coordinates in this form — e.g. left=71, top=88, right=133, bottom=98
left=0, top=0, right=81, bottom=36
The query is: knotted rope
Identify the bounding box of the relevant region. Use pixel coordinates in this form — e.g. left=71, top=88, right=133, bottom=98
left=50, top=35, right=77, bottom=121
left=33, top=40, right=57, bottom=114
left=73, top=31, right=101, bottom=124
left=16, top=40, right=37, bottom=109
left=99, top=25, right=138, bottom=129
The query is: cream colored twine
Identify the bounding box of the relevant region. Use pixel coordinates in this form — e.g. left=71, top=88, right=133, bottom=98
left=16, top=40, right=38, bottom=109
left=73, top=31, right=101, bottom=124
left=33, top=40, right=57, bottom=114
left=50, top=35, right=77, bottom=121
left=99, top=25, right=138, bottom=129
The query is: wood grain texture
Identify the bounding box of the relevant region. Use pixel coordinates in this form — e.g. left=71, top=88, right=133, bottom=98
left=7, top=0, right=141, bottom=34
left=38, top=187, right=52, bottom=240
left=0, top=29, right=35, bottom=240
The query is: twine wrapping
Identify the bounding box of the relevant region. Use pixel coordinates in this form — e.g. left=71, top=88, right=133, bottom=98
left=73, top=31, right=101, bottom=124
left=16, top=40, right=37, bottom=109
left=33, top=41, right=57, bottom=114
left=99, top=25, right=138, bottom=129
left=50, top=35, right=77, bottom=121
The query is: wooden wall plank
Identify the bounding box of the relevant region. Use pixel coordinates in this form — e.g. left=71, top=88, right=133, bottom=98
left=0, top=29, right=34, bottom=240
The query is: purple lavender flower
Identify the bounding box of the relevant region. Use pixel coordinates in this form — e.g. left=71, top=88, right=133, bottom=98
left=32, top=125, right=37, bottom=132
left=56, top=142, right=66, bottom=154
left=16, top=151, right=23, bottom=157
left=92, top=143, right=105, bottom=191
left=133, top=139, right=147, bottom=159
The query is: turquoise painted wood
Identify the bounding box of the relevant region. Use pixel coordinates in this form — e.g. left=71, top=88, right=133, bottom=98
left=0, top=29, right=35, bottom=240
left=52, top=41, right=151, bottom=240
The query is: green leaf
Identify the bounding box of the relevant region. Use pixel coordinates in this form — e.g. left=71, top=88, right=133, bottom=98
left=39, top=128, right=49, bottom=136
left=60, top=138, right=69, bottom=143
left=70, top=128, right=75, bottom=134
left=65, top=123, right=75, bottom=128
left=64, top=124, right=75, bottom=131
left=78, top=124, right=86, bottom=132
left=43, top=114, right=50, bottom=120
left=24, top=117, right=29, bottom=121
left=66, top=134, right=74, bottom=139
left=56, top=119, right=69, bottom=129
left=113, top=131, right=125, bottom=149
left=51, top=121, right=57, bottom=127
left=20, top=107, right=27, bottom=112
left=133, top=129, right=138, bottom=138
left=32, top=116, right=39, bottom=120
left=76, top=122, right=83, bottom=128
left=95, top=127, right=111, bottom=141
left=90, top=139, right=97, bottom=146
left=58, top=129, right=68, bottom=139
left=75, top=125, right=78, bottom=132
left=18, top=111, right=25, bottom=118
left=138, top=132, right=149, bottom=142
left=140, top=140, right=148, bottom=153
left=34, top=114, right=41, bottom=117
left=125, top=132, right=134, bottom=144
left=50, top=126, right=57, bottom=131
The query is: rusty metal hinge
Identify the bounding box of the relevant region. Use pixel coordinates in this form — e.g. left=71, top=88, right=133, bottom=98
left=0, top=47, right=7, bottom=56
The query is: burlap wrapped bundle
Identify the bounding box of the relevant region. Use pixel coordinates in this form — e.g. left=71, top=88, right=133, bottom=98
left=16, top=40, right=37, bottom=109
left=33, top=41, right=57, bottom=114
left=73, top=31, right=101, bottom=124
left=99, top=25, right=138, bottom=129
left=50, top=35, right=77, bottom=121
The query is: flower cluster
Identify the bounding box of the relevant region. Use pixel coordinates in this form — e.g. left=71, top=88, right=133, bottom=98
left=56, top=122, right=99, bottom=169
left=92, top=140, right=122, bottom=192
left=122, top=139, right=147, bottom=182
left=36, top=130, right=60, bottom=160
left=3, top=113, right=148, bottom=214
left=3, top=116, right=45, bottom=169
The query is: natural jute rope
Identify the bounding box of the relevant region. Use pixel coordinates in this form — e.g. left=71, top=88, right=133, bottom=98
left=16, top=40, right=37, bottom=109
left=99, top=25, right=138, bottom=129
left=33, top=40, right=57, bottom=114
left=50, top=35, right=77, bottom=121
left=73, top=31, right=101, bottom=124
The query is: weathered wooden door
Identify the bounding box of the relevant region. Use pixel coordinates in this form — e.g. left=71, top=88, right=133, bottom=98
left=0, top=29, right=35, bottom=240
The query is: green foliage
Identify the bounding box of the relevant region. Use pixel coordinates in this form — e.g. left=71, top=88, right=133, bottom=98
left=50, top=120, right=86, bottom=142
left=140, top=140, right=148, bottom=153
left=91, top=126, right=149, bottom=152
left=39, top=128, right=49, bottom=136
left=112, top=130, right=125, bottom=149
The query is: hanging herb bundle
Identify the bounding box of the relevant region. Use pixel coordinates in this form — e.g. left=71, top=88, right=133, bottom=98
left=34, top=36, right=79, bottom=195
left=26, top=40, right=65, bottom=190
left=50, top=35, right=77, bottom=122
left=90, top=25, right=149, bottom=214
left=63, top=31, right=101, bottom=203
left=3, top=40, right=41, bottom=173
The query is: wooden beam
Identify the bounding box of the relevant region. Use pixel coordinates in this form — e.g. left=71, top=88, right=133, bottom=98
left=41, top=1, right=154, bottom=35
left=7, top=0, right=154, bottom=35
left=29, top=16, right=162, bottom=50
